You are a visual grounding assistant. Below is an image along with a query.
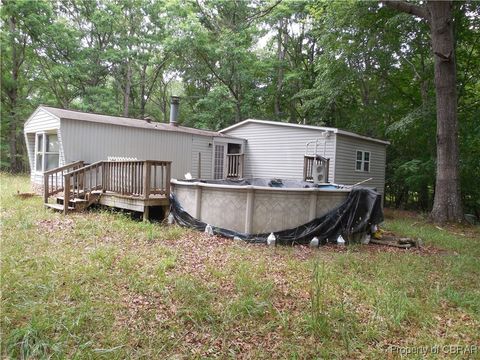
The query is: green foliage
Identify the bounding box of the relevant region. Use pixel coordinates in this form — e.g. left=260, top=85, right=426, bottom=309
left=1, top=0, right=479, bottom=214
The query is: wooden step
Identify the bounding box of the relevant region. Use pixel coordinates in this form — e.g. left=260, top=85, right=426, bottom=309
left=45, top=203, right=75, bottom=211
left=56, top=196, right=88, bottom=204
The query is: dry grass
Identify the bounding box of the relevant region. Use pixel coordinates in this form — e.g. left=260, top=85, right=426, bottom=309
left=1, top=173, right=479, bottom=359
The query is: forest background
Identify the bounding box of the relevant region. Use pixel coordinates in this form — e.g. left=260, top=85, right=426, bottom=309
left=1, top=0, right=479, bottom=217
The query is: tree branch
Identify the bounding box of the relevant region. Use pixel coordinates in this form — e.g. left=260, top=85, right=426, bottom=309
left=384, top=1, right=430, bottom=21
left=245, top=0, right=283, bottom=26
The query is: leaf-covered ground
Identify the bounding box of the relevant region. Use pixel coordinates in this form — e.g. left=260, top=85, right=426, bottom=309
left=1, top=173, right=479, bottom=359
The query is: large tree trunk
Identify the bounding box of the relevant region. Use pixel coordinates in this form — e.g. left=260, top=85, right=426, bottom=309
left=428, top=1, right=463, bottom=222
left=385, top=0, right=463, bottom=223
left=8, top=15, right=19, bottom=172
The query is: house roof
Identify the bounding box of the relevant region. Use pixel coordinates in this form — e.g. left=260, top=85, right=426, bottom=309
left=33, top=105, right=239, bottom=139
left=220, top=119, right=390, bottom=145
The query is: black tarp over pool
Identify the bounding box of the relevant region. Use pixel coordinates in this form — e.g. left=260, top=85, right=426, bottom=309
left=169, top=183, right=384, bottom=245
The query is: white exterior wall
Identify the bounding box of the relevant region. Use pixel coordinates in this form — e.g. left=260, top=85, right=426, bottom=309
left=24, top=108, right=60, bottom=133
left=59, top=119, right=214, bottom=180
left=24, top=108, right=63, bottom=184
left=334, top=134, right=387, bottom=196
left=222, top=122, right=336, bottom=181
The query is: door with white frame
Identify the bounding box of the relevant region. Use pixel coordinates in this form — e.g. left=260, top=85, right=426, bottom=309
left=212, top=140, right=244, bottom=179
left=213, top=142, right=226, bottom=179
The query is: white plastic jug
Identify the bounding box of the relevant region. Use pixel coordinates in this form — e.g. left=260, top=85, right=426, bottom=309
left=267, top=233, right=276, bottom=246
left=310, top=237, right=319, bottom=248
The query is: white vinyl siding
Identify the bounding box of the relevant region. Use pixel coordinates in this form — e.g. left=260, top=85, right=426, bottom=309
left=25, top=133, right=35, bottom=175
left=191, top=136, right=213, bottom=179
left=223, top=122, right=336, bottom=181
left=24, top=108, right=60, bottom=133
left=334, top=134, right=386, bottom=196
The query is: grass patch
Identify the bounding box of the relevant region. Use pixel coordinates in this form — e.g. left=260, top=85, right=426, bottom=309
left=1, top=173, right=479, bottom=358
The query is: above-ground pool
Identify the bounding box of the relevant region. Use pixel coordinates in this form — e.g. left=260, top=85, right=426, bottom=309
left=171, top=178, right=351, bottom=234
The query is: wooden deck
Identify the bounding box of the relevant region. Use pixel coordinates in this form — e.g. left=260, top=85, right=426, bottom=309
left=43, top=160, right=171, bottom=220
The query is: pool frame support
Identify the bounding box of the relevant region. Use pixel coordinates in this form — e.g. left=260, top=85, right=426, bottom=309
left=245, top=189, right=255, bottom=234
left=194, top=186, right=202, bottom=219
left=309, top=193, right=317, bottom=221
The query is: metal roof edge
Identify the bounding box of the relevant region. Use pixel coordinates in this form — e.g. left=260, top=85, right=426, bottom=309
left=220, top=119, right=390, bottom=145
left=36, top=105, right=235, bottom=139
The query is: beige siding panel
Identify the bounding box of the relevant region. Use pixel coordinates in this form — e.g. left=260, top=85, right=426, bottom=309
left=60, top=119, right=196, bottom=179
left=334, top=134, right=387, bottom=195
left=224, top=122, right=336, bottom=181
left=24, top=108, right=60, bottom=133
left=58, top=129, right=66, bottom=166
left=191, top=136, right=213, bottom=179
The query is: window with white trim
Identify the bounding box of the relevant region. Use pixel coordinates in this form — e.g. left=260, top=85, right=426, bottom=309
left=35, top=132, right=59, bottom=172
left=355, top=150, right=370, bottom=172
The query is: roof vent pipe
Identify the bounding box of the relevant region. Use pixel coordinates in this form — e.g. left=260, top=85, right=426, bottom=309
left=170, top=96, right=180, bottom=126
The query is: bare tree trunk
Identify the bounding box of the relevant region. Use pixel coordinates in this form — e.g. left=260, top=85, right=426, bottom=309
left=274, top=19, right=285, bottom=119
left=234, top=100, right=242, bottom=123
left=9, top=110, right=18, bottom=172
left=123, top=60, right=131, bottom=117
left=428, top=1, right=463, bottom=222
left=140, top=63, right=147, bottom=119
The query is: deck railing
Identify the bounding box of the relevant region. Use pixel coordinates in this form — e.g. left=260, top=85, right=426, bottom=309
left=43, top=160, right=85, bottom=203
left=64, top=161, right=104, bottom=201
left=61, top=160, right=171, bottom=214
left=226, top=154, right=244, bottom=178
left=303, top=155, right=329, bottom=182
left=102, top=160, right=171, bottom=198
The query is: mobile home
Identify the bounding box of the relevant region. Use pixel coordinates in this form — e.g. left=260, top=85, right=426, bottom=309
left=24, top=105, right=245, bottom=187
left=220, top=119, right=389, bottom=197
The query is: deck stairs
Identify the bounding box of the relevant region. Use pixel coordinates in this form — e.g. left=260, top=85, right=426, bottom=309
left=45, top=190, right=102, bottom=213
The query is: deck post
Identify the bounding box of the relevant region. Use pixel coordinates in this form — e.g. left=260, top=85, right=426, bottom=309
left=303, top=156, right=307, bottom=181
left=143, top=161, right=151, bottom=199
left=63, top=174, right=70, bottom=215
left=43, top=173, right=49, bottom=204
left=239, top=154, right=244, bottom=178
left=165, top=162, right=171, bottom=199
left=101, top=162, right=106, bottom=192
left=143, top=206, right=150, bottom=222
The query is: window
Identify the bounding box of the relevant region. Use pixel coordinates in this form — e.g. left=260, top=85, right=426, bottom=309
left=227, top=143, right=242, bottom=154
left=356, top=150, right=370, bottom=172
left=35, top=132, right=59, bottom=172
left=36, top=134, right=43, bottom=171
